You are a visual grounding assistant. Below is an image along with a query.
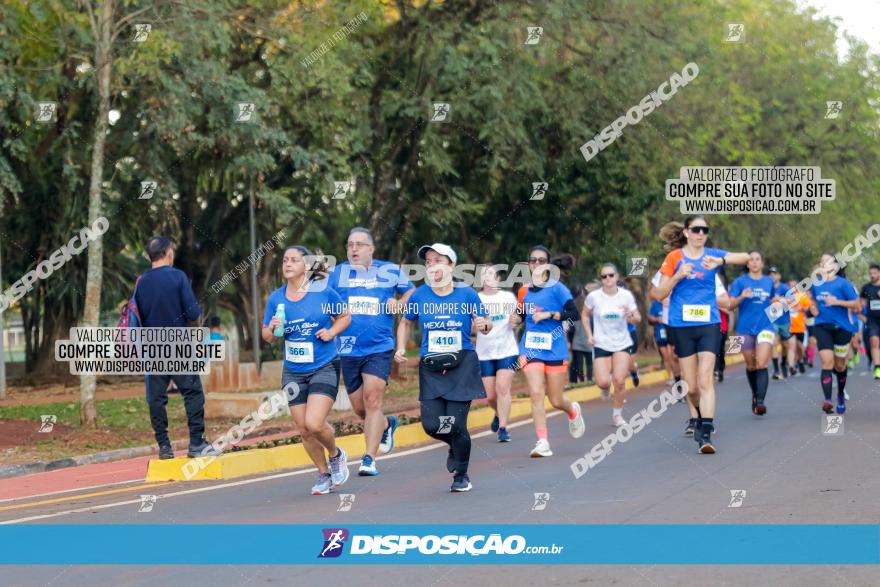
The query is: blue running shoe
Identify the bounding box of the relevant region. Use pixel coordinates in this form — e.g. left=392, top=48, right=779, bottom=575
left=491, top=415, right=500, bottom=433
left=379, top=415, right=399, bottom=455
left=497, top=427, right=511, bottom=442
left=311, top=472, right=332, bottom=495
left=451, top=474, right=472, bottom=492
left=358, top=454, right=378, bottom=476
left=328, top=447, right=350, bottom=486
left=836, top=392, right=846, bottom=414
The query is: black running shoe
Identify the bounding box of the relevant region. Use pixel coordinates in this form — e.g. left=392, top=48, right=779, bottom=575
left=698, top=424, right=716, bottom=454
left=693, top=418, right=703, bottom=443
left=798, top=362, right=805, bottom=374
left=755, top=402, right=767, bottom=416
left=158, top=444, right=174, bottom=460
left=187, top=439, right=222, bottom=458
left=772, top=372, right=783, bottom=381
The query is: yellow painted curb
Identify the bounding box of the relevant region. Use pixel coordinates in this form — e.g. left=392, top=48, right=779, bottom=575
left=146, top=354, right=744, bottom=482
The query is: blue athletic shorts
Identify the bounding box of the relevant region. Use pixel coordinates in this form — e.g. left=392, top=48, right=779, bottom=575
left=479, top=355, right=519, bottom=377
left=341, top=350, right=394, bottom=394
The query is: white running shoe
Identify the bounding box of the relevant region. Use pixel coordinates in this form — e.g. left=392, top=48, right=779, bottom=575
left=328, top=447, right=349, bottom=487
left=569, top=402, right=585, bottom=438
left=612, top=413, right=626, bottom=427
left=530, top=439, right=553, bottom=457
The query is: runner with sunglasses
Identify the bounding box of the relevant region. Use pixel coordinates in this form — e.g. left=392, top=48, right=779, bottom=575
left=808, top=254, right=861, bottom=415
left=650, top=270, right=728, bottom=436
left=263, top=246, right=352, bottom=495
left=728, top=251, right=776, bottom=416
left=518, top=246, right=585, bottom=458
left=395, top=243, right=491, bottom=492
left=654, top=217, right=749, bottom=453
left=582, top=263, right=641, bottom=426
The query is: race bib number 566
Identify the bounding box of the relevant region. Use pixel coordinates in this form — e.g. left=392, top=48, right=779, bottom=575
left=285, top=341, right=315, bottom=363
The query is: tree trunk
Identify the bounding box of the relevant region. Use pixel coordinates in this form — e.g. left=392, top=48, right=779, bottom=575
left=79, top=0, right=114, bottom=428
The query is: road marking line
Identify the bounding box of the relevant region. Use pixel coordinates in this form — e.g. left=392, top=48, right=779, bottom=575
left=0, top=479, right=145, bottom=504
left=0, top=412, right=563, bottom=525
left=0, top=482, right=170, bottom=512
left=1, top=372, right=696, bottom=524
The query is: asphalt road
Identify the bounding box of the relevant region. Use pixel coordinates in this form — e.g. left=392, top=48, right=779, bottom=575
left=3, top=362, right=879, bottom=586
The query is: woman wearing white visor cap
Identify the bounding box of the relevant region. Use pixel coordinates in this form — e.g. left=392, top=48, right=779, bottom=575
left=395, top=243, right=491, bottom=492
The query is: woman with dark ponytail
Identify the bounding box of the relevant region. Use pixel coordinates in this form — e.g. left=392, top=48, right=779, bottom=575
left=653, top=217, right=748, bottom=454
left=516, top=245, right=586, bottom=458
left=808, top=253, right=861, bottom=415
left=262, top=246, right=352, bottom=495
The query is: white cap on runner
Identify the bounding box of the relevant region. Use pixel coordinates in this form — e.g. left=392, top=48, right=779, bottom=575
left=418, top=243, right=457, bottom=264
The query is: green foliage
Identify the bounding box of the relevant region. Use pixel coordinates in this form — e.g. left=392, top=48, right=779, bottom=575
left=1, top=0, right=879, bottom=374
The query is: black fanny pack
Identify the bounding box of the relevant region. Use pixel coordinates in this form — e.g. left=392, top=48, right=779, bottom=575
left=421, top=351, right=462, bottom=372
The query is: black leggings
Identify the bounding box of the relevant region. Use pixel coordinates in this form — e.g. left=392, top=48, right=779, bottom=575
left=569, top=350, right=594, bottom=383
left=421, top=398, right=472, bottom=475
left=716, top=332, right=728, bottom=374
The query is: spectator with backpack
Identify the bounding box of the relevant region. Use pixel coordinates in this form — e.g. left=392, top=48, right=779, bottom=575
left=132, top=236, right=221, bottom=460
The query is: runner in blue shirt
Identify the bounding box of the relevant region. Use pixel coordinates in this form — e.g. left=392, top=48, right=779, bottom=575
left=517, top=246, right=585, bottom=458
left=654, top=216, right=749, bottom=454
left=768, top=267, right=796, bottom=380
left=395, top=243, right=491, bottom=492
left=809, top=254, right=861, bottom=415
left=728, top=252, right=776, bottom=415
left=328, top=227, right=414, bottom=476
left=263, top=246, right=351, bottom=495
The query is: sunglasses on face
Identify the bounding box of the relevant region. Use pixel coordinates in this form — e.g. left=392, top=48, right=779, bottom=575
left=601, top=273, right=616, bottom=279
left=688, top=226, right=710, bottom=234
left=528, top=257, right=549, bottom=265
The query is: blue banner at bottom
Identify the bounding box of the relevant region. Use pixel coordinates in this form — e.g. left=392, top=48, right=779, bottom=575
left=2, top=525, right=878, bottom=565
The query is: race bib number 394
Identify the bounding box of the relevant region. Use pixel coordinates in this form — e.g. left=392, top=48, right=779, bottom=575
left=524, top=331, right=553, bottom=350
left=428, top=331, right=462, bottom=353
left=682, top=304, right=710, bottom=323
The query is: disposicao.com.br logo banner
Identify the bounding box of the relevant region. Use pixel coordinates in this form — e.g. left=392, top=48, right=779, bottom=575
left=317, top=527, right=563, bottom=560
left=2, top=525, right=880, bottom=565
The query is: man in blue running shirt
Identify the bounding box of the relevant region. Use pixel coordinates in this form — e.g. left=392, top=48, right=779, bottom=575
left=327, top=227, right=414, bottom=476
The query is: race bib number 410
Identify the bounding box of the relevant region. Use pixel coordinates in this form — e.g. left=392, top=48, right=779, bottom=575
left=682, top=304, right=710, bottom=322
left=428, top=331, right=462, bottom=353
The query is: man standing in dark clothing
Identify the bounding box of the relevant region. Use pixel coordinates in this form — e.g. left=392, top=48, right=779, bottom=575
left=135, top=236, right=220, bottom=460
